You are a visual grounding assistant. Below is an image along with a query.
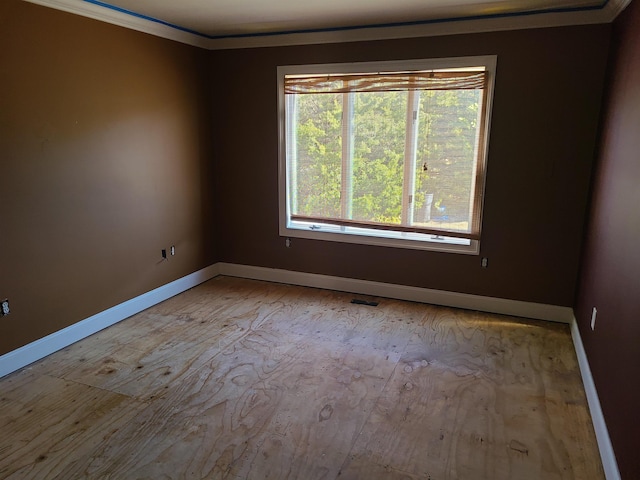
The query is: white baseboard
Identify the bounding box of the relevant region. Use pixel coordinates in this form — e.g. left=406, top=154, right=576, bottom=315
left=217, top=263, right=574, bottom=323
left=0, top=261, right=618, bottom=477
left=0, top=260, right=575, bottom=380
left=221, top=263, right=619, bottom=477
left=570, top=318, right=621, bottom=480
left=0, top=264, right=220, bottom=379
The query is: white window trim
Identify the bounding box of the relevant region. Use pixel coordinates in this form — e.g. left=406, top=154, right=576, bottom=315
left=277, top=55, right=497, bottom=254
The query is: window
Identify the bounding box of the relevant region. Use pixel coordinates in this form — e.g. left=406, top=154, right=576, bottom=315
left=278, top=56, right=496, bottom=253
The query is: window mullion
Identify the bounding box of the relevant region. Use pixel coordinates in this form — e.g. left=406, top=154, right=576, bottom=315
left=468, top=88, right=486, bottom=235
left=402, top=89, right=420, bottom=226
left=286, top=94, right=298, bottom=217
left=341, top=89, right=354, bottom=220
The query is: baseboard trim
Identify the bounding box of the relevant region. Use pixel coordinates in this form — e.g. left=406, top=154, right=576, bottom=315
left=0, top=261, right=574, bottom=379
left=217, top=263, right=573, bottom=323
left=1, top=260, right=618, bottom=476
left=570, top=318, right=621, bottom=480
left=221, top=263, right=618, bottom=476
left=0, top=264, right=220, bottom=379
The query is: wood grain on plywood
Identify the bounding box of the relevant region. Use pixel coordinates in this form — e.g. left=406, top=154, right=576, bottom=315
left=0, top=277, right=603, bottom=479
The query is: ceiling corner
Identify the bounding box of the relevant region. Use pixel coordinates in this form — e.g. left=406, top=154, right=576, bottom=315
left=601, top=0, right=633, bottom=21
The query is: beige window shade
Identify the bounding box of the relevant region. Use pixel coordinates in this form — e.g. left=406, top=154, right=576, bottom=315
left=284, top=70, right=486, bottom=95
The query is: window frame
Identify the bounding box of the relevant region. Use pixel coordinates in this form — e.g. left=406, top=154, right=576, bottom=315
left=277, top=55, right=497, bottom=254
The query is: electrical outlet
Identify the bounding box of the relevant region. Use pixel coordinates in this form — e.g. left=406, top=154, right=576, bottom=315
left=591, top=307, right=597, bottom=330
left=481, top=257, right=488, bottom=268
left=1, top=299, right=10, bottom=317
left=170, top=245, right=175, bottom=256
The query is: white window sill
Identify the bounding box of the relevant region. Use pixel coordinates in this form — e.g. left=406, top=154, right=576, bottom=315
left=281, top=220, right=479, bottom=254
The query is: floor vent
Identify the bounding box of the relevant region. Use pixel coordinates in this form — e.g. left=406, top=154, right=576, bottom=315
left=350, top=299, right=379, bottom=307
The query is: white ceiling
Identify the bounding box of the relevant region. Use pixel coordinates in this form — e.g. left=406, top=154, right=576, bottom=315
left=85, top=0, right=606, bottom=37
left=26, top=0, right=631, bottom=48
left=97, top=0, right=604, bottom=37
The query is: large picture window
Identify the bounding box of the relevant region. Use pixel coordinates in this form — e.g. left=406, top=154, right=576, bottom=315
left=278, top=56, right=496, bottom=253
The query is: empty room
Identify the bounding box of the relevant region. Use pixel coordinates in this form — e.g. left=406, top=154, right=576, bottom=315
left=1, top=0, right=638, bottom=478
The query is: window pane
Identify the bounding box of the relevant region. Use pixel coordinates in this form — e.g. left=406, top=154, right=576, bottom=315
left=413, top=89, right=481, bottom=233
left=352, top=91, right=407, bottom=224
left=280, top=57, right=494, bottom=252
left=291, top=93, right=343, bottom=218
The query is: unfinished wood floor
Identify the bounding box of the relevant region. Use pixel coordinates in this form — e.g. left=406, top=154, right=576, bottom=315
left=0, top=277, right=602, bottom=480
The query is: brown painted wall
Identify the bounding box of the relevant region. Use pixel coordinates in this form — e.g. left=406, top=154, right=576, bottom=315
left=0, top=1, right=215, bottom=355
left=0, top=0, right=630, bottom=472
left=210, top=25, right=610, bottom=306
left=575, top=1, right=640, bottom=478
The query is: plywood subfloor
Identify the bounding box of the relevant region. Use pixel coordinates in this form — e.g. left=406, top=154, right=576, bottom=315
left=0, top=277, right=603, bottom=479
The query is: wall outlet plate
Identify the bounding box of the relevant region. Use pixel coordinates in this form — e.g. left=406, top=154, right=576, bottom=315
left=1, top=299, right=10, bottom=316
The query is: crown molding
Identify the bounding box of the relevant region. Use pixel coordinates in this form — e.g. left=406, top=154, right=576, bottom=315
left=602, top=0, right=633, bottom=20
left=205, top=5, right=624, bottom=50
left=23, top=0, right=632, bottom=51
left=23, top=0, right=210, bottom=48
